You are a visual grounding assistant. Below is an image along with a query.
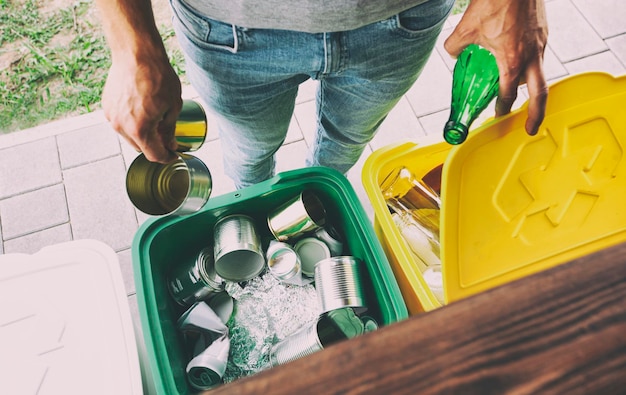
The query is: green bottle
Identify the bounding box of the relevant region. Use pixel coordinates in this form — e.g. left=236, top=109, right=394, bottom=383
left=444, top=44, right=499, bottom=145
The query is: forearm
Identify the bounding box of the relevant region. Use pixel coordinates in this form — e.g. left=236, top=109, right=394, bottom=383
left=95, top=0, right=168, bottom=63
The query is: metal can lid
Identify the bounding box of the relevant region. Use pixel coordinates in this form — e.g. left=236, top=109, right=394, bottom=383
left=294, top=237, right=331, bottom=277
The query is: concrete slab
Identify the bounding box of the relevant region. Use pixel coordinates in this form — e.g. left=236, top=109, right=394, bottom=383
left=296, top=79, right=318, bottom=104
left=293, top=100, right=317, bottom=147
left=0, top=184, right=69, bottom=239
left=285, top=115, right=304, bottom=145
left=371, top=97, right=425, bottom=151
left=564, top=51, right=626, bottom=76
left=572, top=0, right=626, bottom=39
left=418, top=110, right=450, bottom=141
left=57, top=122, right=121, bottom=169
left=405, top=48, right=453, bottom=117
left=192, top=139, right=237, bottom=197
left=120, top=135, right=140, bottom=170
left=2, top=224, right=72, bottom=255
left=275, top=140, right=309, bottom=175
left=63, top=155, right=138, bottom=251
left=606, top=34, right=626, bottom=69
left=543, top=45, right=569, bottom=82
left=117, top=248, right=136, bottom=296
left=546, top=0, right=607, bottom=62
left=0, top=137, right=62, bottom=199
left=346, top=145, right=375, bottom=221
left=434, top=27, right=456, bottom=72
left=0, top=111, right=107, bottom=150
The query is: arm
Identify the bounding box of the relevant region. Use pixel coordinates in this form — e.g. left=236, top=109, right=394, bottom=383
left=96, top=0, right=182, bottom=163
left=444, top=0, right=549, bottom=136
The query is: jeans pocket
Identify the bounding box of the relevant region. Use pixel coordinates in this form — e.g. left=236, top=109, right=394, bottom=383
left=169, top=0, right=238, bottom=52
left=392, top=0, right=455, bottom=38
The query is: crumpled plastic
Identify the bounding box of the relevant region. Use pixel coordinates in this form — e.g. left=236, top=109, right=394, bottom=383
left=223, top=274, right=320, bottom=382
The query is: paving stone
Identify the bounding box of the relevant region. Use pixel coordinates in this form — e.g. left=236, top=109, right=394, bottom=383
left=293, top=100, right=317, bottom=147
left=405, top=49, right=453, bottom=117
left=63, top=156, right=138, bottom=251
left=0, top=111, right=107, bottom=150
left=192, top=139, right=237, bottom=197
left=418, top=110, right=451, bottom=141
left=275, top=140, right=309, bottom=175
left=606, top=34, right=626, bottom=68
left=0, top=184, right=69, bottom=239
left=296, top=79, right=318, bottom=104
left=543, top=46, right=569, bottom=82
left=346, top=145, right=375, bottom=222
left=0, top=224, right=4, bottom=254
left=434, top=27, right=456, bottom=72
left=57, top=122, right=121, bottom=169
left=117, top=248, right=136, bottom=296
left=0, top=137, right=62, bottom=199
left=371, top=97, right=425, bottom=151
left=564, top=51, right=626, bottom=76
left=3, top=224, right=72, bottom=255
left=119, top=135, right=140, bottom=170
left=285, top=115, right=304, bottom=145
left=546, top=0, right=607, bottom=62
left=572, top=0, right=626, bottom=39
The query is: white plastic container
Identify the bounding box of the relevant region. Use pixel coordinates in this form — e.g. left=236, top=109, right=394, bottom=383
left=0, top=240, right=144, bottom=395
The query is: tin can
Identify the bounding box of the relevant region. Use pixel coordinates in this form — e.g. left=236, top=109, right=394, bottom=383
left=125, top=99, right=212, bottom=216
left=126, top=153, right=212, bottom=216
left=314, top=256, right=366, bottom=314
left=174, top=100, right=208, bottom=152
left=168, top=247, right=224, bottom=306
left=294, top=237, right=331, bottom=277
left=213, top=214, right=265, bottom=282
left=267, top=190, right=326, bottom=241
left=270, top=307, right=364, bottom=366
left=266, top=241, right=301, bottom=282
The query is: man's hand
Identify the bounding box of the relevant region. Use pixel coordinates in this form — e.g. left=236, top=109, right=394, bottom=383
left=96, top=0, right=182, bottom=163
left=102, top=52, right=182, bottom=163
left=444, top=0, right=549, bottom=135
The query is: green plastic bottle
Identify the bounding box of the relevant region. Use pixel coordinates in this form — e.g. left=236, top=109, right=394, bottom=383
left=444, top=44, right=500, bottom=145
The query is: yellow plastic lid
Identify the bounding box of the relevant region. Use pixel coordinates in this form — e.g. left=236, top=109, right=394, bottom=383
left=441, top=72, right=626, bottom=302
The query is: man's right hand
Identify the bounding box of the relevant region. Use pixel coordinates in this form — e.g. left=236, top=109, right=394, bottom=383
left=96, top=0, right=183, bottom=163
left=102, top=53, right=183, bottom=163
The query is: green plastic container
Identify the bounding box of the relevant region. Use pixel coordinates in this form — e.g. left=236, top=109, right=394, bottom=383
left=132, top=166, right=408, bottom=395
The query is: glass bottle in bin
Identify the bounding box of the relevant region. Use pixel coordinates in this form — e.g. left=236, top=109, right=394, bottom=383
left=381, top=166, right=441, bottom=258
left=444, top=44, right=499, bottom=145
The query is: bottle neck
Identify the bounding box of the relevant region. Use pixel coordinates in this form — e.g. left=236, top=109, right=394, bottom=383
left=444, top=120, right=469, bottom=145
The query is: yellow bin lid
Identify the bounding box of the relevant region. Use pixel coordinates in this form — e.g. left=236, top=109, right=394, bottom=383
left=442, top=72, right=626, bottom=302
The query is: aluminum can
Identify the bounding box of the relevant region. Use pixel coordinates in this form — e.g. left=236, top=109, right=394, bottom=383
left=126, top=153, right=212, bottom=216
left=314, top=256, right=366, bottom=314
left=266, top=241, right=301, bottom=282
left=267, top=190, right=326, bottom=241
left=174, top=99, right=208, bottom=152
left=270, top=307, right=364, bottom=366
left=213, top=214, right=265, bottom=282
left=168, top=247, right=224, bottom=306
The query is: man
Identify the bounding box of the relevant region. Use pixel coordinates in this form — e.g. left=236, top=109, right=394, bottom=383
left=96, top=0, right=548, bottom=188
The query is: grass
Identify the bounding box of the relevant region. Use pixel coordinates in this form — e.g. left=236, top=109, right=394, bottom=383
left=1, top=0, right=106, bottom=132
left=453, top=0, right=470, bottom=15
left=0, top=0, right=184, bottom=134
left=1, top=0, right=468, bottom=134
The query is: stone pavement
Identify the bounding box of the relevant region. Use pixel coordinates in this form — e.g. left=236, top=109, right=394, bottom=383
left=1, top=0, right=625, bottom=319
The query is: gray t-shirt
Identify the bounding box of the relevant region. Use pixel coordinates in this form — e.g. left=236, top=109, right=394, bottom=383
left=181, top=0, right=430, bottom=33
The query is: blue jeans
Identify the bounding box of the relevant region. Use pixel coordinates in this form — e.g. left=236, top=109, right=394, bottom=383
left=170, top=0, right=454, bottom=188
